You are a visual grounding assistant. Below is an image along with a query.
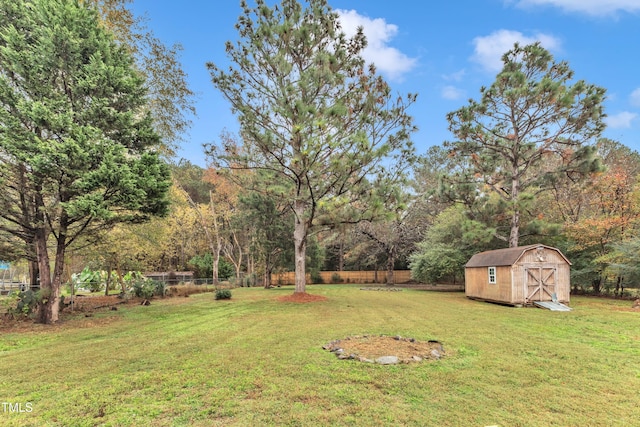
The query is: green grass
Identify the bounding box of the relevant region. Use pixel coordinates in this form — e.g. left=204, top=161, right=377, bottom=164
left=1, top=286, right=639, bottom=426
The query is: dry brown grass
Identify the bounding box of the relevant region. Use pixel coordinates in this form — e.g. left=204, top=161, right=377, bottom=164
left=165, top=283, right=214, bottom=297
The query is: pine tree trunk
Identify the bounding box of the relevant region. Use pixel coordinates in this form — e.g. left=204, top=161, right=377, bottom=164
left=509, top=174, right=520, bottom=248
left=509, top=211, right=520, bottom=248
left=293, top=200, right=307, bottom=294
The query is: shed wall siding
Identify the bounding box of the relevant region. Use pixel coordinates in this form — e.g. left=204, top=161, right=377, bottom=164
left=517, top=248, right=566, bottom=265
left=465, top=266, right=513, bottom=302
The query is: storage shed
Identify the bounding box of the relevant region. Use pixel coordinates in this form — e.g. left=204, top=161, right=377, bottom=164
left=465, top=244, right=571, bottom=306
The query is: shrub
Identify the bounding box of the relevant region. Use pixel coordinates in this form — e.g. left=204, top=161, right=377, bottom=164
left=310, top=270, right=323, bottom=284
left=188, top=253, right=234, bottom=280
left=331, top=272, right=342, bottom=283
left=153, top=280, right=167, bottom=297
left=74, top=267, right=104, bottom=293
left=130, top=279, right=155, bottom=299
left=215, top=289, right=232, bottom=300
left=2, top=289, right=41, bottom=319
left=409, top=243, right=466, bottom=284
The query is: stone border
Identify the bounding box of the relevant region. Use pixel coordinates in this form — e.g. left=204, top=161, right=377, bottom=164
left=323, top=335, right=444, bottom=365
left=359, top=287, right=403, bottom=291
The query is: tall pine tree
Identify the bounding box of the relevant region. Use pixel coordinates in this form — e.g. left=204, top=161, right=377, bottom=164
left=444, top=42, right=605, bottom=247
left=207, top=0, right=416, bottom=293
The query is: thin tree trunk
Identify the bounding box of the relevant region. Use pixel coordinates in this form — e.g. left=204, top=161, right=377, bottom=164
left=509, top=175, right=520, bottom=248
left=105, top=264, right=111, bottom=296
left=223, top=230, right=243, bottom=284
left=293, top=200, right=307, bottom=294
left=50, top=232, right=67, bottom=318
left=386, top=247, right=395, bottom=285
left=212, top=243, right=220, bottom=286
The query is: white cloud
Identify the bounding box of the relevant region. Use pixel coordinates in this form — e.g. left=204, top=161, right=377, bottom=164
left=471, top=29, right=561, bottom=73
left=511, top=0, right=640, bottom=16
left=336, top=9, right=417, bottom=81
left=442, top=85, right=465, bottom=100
left=605, top=111, right=638, bottom=128
left=442, top=69, right=466, bottom=82
left=630, top=88, right=640, bottom=107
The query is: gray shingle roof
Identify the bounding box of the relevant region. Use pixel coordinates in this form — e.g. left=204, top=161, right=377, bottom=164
left=465, top=244, right=570, bottom=268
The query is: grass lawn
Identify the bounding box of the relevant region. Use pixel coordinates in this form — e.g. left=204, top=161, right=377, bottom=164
left=1, top=286, right=639, bottom=426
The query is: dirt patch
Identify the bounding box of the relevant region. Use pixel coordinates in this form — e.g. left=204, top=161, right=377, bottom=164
left=277, top=292, right=328, bottom=303
left=66, top=295, right=129, bottom=312
left=0, top=311, right=122, bottom=333
left=0, top=295, right=139, bottom=332
left=324, top=335, right=445, bottom=364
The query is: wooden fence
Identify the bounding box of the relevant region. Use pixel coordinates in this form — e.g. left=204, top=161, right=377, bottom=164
left=271, top=270, right=413, bottom=285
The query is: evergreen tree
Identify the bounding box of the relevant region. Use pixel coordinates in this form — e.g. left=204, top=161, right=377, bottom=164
left=444, top=42, right=605, bottom=247
left=0, top=0, right=170, bottom=323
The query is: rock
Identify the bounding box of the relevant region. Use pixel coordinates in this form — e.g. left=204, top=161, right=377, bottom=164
left=430, top=349, right=442, bottom=360
left=393, top=335, right=401, bottom=340
left=333, top=348, right=344, bottom=355
left=412, top=356, right=423, bottom=362
left=359, top=357, right=375, bottom=363
left=429, top=340, right=444, bottom=352
left=110, top=306, right=118, bottom=311
left=375, top=356, right=399, bottom=365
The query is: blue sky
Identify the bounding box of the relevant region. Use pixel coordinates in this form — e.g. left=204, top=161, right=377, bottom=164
left=130, top=0, right=640, bottom=166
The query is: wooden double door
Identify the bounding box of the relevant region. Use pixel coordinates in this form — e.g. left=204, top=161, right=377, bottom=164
left=524, top=265, right=557, bottom=303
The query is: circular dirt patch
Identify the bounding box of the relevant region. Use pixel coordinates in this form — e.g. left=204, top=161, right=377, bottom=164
left=277, top=292, right=328, bottom=303
left=324, top=335, right=445, bottom=364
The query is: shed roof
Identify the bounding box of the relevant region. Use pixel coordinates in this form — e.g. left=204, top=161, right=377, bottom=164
left=465, top=244, right=571, bottom=268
